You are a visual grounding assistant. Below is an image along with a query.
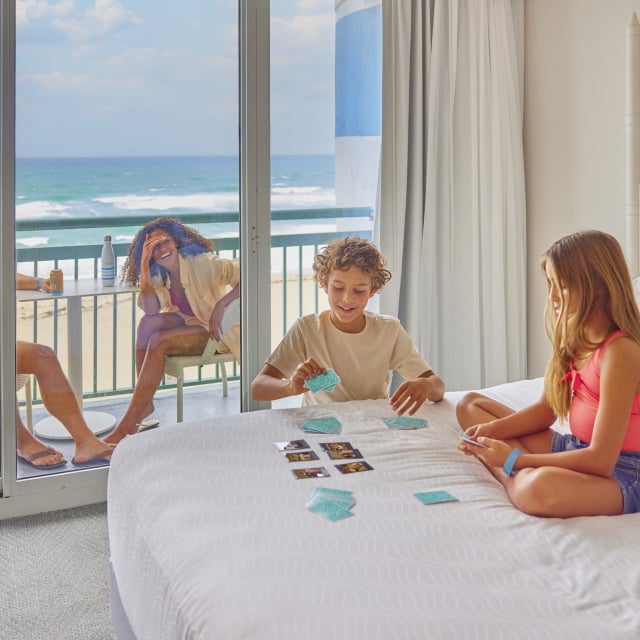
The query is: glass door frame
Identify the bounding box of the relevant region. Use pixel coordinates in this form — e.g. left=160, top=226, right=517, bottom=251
left=0, top=0, right=273, bottom=516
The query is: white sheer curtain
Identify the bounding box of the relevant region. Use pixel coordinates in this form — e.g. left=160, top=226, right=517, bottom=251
left=376, top=0, right=526, bottom=391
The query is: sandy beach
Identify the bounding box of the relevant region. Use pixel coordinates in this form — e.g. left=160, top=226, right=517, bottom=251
left=16, top=276, right=328, bottom=398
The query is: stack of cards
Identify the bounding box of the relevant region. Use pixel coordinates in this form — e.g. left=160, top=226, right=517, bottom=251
left=382, top=416, right=427, bottom=430
left=306, top=487, right=355, bottom=521
left=414, top=490, right=458, bottom=505
left=300, top=416, right=342, bottom=434
left=304, top=368, right=341, bottom=393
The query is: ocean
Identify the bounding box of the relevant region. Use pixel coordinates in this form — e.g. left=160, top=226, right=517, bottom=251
left=15, top=155, right=372, bottom=276
left=16, top=155, right=343, bottom=244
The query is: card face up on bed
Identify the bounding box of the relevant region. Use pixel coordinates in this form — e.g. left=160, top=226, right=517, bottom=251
left=108, top=379, right=640, bottom=640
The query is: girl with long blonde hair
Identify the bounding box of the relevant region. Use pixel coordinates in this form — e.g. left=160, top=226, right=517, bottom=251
left=457, top=230, right=640, bottom=517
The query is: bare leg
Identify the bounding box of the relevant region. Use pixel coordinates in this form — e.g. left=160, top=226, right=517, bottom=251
left=17, top=341, right=114, bottom=464
left=456, top=391, right=515, bottom=427
left=15, top=405, right=66, bottom=467
left=456, top=391, right=623, bottom=517
left=105, top=321, right=208, bottom=444
left=134, top=313, right=185, bottom=414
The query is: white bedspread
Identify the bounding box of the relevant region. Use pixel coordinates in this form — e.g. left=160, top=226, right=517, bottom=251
left=108, top=378, right=640, bottom=640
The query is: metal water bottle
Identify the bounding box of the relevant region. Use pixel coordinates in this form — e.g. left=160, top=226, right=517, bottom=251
left=101, top=234, right=115, bottom=286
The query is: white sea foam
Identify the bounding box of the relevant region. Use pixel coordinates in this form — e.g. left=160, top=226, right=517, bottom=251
left=94, top=186, right=336, bottom=213
left=95, top=192, right=240, bottom=212
left=16, top=201, right=72, bottom=219
left=16, top=236, right=49, bottom=247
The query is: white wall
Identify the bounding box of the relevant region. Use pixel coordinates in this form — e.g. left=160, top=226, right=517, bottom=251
left=524, top=0, right=637, bottom=376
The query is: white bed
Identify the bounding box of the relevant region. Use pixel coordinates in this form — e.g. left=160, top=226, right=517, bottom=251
left=107, top=378, right=640, bottom=640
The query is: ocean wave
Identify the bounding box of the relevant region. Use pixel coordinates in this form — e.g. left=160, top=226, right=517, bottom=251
left=95, top=192, right=240, bottom=212
left=16, top=201, right=72, bottom=219
left=16, top=236, right=50, bottom=247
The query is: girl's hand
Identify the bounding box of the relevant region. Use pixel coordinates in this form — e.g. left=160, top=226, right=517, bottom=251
left=458, top=436, right=512, bottom=469
left=288, top=358, right=326, bottom=396
left=389, top=378, right=430, bottom=415
left=38, top=277, right=51, bottom=293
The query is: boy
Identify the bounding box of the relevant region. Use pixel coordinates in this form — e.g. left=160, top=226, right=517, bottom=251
left=251, top=237, right=444, bottom=415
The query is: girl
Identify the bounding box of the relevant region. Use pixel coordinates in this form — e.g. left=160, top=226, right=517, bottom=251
left=457, top=230, right=640, bottom=517
left=105, top=217, right=239, bottom=444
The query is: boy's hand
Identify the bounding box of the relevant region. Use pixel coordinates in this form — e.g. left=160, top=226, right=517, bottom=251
left=389, top=378, right=431, bottom=415
left=289, top=358, right=326, bottom=396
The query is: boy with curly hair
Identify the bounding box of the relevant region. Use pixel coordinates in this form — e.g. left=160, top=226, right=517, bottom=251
left=251, top=237, right=444, bottom=415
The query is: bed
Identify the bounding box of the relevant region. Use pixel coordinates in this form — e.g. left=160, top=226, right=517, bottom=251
left=107, top=378, right=640, bottom=640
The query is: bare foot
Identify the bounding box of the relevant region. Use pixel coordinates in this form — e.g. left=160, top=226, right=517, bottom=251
left=103, top=423, right=137, bottom=446
left=71, top=436, right=116, bottom=465
left=17, top=442, right=66, bottom=468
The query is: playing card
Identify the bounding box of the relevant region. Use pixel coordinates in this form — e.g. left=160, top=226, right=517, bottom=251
left=307, top=499, right=354, bottom=521
left=304, top=368, right=341, bottom=393
left=301, top=417, right=342, bottom=434
left=414, top=490, right=458, bottom=505
left=274, top=439, right=311, bottom=451
left=292, top=467, right=331, bottom=479
left=285, top=450, right=319, bottom=463
left=307, top=487, right=355, bottom=509
left=335, top=461, right=374, bottom=474
left=383, top=416, right=427, bottom=430
left=319, top=441, right=354, bottom=452
left=458, top=430, right=488, bottom=447
left=306, top=487, right=356, bottom=521
left=326, top=448, right=363, bottom=460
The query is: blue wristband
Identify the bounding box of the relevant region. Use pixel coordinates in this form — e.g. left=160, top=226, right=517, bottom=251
left=503, top=449, right=522, bottom=477
left=35, top=276, right=42, bottom=290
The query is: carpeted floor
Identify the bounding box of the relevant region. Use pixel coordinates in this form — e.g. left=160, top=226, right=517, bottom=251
left=0, top=502, right=115, bottom=640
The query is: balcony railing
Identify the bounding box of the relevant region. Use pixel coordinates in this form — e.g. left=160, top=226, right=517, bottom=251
left=16, top=208, right=372, bottom=405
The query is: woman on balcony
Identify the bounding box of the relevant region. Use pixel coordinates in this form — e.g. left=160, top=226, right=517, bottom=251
left=104, top=217, right=240, bottom=445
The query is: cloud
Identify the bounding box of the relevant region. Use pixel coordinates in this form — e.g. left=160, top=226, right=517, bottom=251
left=18, top=0, right=140, bottom=41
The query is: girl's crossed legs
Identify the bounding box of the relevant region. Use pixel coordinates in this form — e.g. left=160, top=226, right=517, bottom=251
left=457, top=392, right=624, bottom=518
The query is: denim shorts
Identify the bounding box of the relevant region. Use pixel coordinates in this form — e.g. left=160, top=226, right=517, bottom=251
left=551, top=432, right=640, bottom=514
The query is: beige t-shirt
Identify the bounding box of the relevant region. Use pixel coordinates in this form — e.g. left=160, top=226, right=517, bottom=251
left=266, top=310, right=431, bottom=406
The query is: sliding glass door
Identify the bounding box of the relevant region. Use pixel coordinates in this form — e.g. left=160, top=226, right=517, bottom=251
left=2, top=0, right=242, bottom=513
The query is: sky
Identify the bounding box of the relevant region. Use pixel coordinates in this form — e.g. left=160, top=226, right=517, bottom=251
left=15, top=0, right=336, bottom=158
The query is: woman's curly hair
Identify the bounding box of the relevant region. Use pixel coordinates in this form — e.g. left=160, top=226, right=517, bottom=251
left=121, top=217, right=213, bottom=287
left=312, top=237, right=392, bottom=291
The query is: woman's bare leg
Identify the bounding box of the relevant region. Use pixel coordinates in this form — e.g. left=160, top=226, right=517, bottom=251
left=16, top=341, right=114, bottom=463
left=104, top=322, right=208, bottom=444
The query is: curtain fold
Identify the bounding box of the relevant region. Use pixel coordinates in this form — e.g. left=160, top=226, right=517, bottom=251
left=377, top=0, right=526, bottom=391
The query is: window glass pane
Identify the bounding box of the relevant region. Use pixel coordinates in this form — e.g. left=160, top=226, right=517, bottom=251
left=14, top=0, right=239, bottom=478
left=269, top=0, right=381, bottom=408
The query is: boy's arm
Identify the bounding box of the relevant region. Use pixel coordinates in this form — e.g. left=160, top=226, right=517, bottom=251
left=251, top=359, right=326, bottom=401
left=389, top=370, right=445, bottom=416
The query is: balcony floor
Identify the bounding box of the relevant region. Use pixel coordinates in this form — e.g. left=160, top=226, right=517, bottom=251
left=17, top=381, right=301, bottom=480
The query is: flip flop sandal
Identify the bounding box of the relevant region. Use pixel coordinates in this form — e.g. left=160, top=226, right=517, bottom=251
left=17, top=446, right=67, bottom=469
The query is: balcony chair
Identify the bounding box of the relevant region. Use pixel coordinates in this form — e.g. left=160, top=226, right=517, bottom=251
left=16, top=373, right=33, bottom=432
left=163, top=339, right=235, bottom=423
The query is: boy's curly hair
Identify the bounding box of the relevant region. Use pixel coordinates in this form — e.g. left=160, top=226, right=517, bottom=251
left=312, top=237, right=392, bottom=291
left=121, top=217, right=213, bottom=287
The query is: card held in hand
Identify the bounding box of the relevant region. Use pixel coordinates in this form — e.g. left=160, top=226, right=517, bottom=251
left=304, top=368, right=341, bottom=393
